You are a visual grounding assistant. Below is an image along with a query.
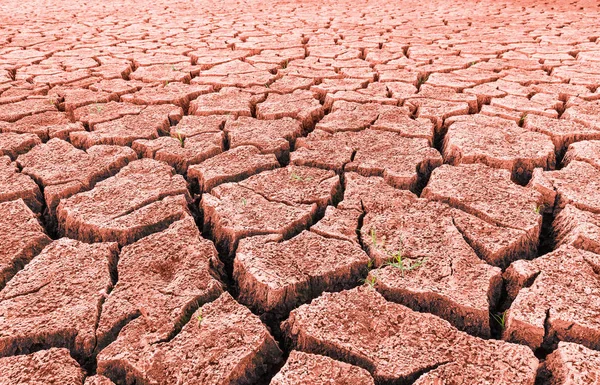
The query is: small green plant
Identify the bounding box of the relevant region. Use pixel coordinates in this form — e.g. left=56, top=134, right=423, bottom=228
left=362, top=274, right=377, bottom=288
left=534, top=204, right=544, bottom=214
left=242, top=198, right=247, bottom=206
left=290, top=172, right=312, bottom=182
left=370, top=228, right=378, bottom=247
left=164, top=80, right=170, bottom=86
left=264, top=83, right=270, bottom=89
left=93, top=103, right=103, bottom=113
left=196, top=309, right=203, bottom=327
left=367, top=259, right=374, bottom=269
left=369, top=228, right=386, bottom=248
left=417, top=74, right=429, bottom=87
left=469, top=61, right=477, bottom=67
left=519, top=113, right=527, bottom=126
left=282, top=59, right=288, bottom=69
left=175, top=132, right=185, bottom=148
left=491, top=311, right=506, bottom=330
left=171, top=65, right=178, bottom=71
left=385, top=250, right=427, bottom=277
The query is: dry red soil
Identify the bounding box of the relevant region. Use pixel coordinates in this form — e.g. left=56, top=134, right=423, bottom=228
left=1, top=0, right=600, bottom=383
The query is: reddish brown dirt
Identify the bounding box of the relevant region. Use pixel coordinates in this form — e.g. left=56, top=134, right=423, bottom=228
left=503, top=246, right=600, bottom=351
left=541, top=342, right=600, bottom=385
left=271, top=351, right=375, bottom=385
left=56, top=159, right=191, bottom=245
left=0, top=239, right=118, bottom=360
left=2, top=0, right=600, bottom=383
left=282, top=287, right=538, bottom=384
left=95, top=216, right=225, bottom=350
left=0, top=199, right=50, bottom=290
left=97, top=293, right=282, bottom=385
left=0, top=348, right=85, bottom=385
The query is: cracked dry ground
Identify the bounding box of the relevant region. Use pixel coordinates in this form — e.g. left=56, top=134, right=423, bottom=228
left=2, top=0, right=600, bottom=384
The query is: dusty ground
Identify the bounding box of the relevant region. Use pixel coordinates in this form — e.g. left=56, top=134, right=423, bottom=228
left=1, top=0, right=600, bottom=384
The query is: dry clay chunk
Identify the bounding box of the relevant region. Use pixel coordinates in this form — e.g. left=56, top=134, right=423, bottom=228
left=0, top=132, right=41, bottom=159
left=529, top=160, right=600, bottom=213
left=224, top=117, right=303, bottom=161
left=282, top=287, right=538, bottom=385
left=57, top=159, right=190, bottom=246
left=71, top=102, right=145, bottom=129
left=96, top=216, right=224, bottom=350
left=271, top=351, right=375, bottom=385
left=234, top=230, right=369, bottom=314
left=292, top=129, right=442, bottom=191
left=0, top=199, right=50, bottom=290
left=0, top=239, right=118, bottom=359
left=202, top=166, right=339, bottom=256
left=189, top=87, right=254, bottom=117
left=97, top=292, right=282, bottom=385
left=17, top=139, right=136, bottom=214
left=0, top=155, right=43, bottom=212
left=310, top=205, right=362, bottom=243
left=0, top=98, right=57, bottom=122
left=563, top=139, right=600, bottom=170
left=347, top=173, right=502, bottom=337
left=133, top=114, right=226, bottom=174
left=0, top=348, right=85, bottom=385
left=187, top=145, right=279, bottom=192
left=443, top=114, right=555, bottom=183
left=562, top=100, right=600, bottom=130
left=120, top=82, right=212, bottom=110
left=132, top=134, right=223, bottom=174
left=423, top=164, right=543, bottom=267
left=0, top=111, right=72, bottom=142
left=70, top=104, right=183, bottom=149
left=256, top=90, right=324, bottom=129
left=553, top=204, right=600, bottom=254
left=85, top=376, right=117, bottom=385
left=503, top=246, right=600, bottom=351
left=314, top=102, right=384, bottom=133
left=524, top=114, right=600, bottom=156
left=542, top=342, right=600, bottom=385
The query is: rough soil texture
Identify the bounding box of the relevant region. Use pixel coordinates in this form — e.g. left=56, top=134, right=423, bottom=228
left=97, top=292, right=282, bottom=385
left=345, top=172, right=502, bottom=337
left=282, top=287, right=539, bottom=385
left=188, top=145, right=280, bottom=192
left=541, top=342, right=600, bottom=385
left=0, top=199, right=50, bottom=290
left=0, top=156, right=43, bottom=212
left=95, top=216, right=225, bottom=350
left=17, top=138, right=136, bottom=215
left=0, top=239, right=118, bottom=360
left=0, top=348, right=85, bottom=385
left=56, top=159, right=191, bottom=245
left=553, top=204, right=600, bottom=254
left=202, top=165, right=339, bottom=257
left=443, top=114, right=556, bottom=183
left=503, top=246, right=600, bottom=351
left=292, top=128, right=442, bottom=191
left=234, top=230, right=369, bottom=315
left=423, top=164, right=544, bottom=267
left=70, top=104, right=183, bottom=149
left=529, top=160, right=600, bottom=215
left=2, top=0, right=600, bottom=383
left=270, top=351, right=375, bottom=385
left=0, top=132, right=41, bottom=160
left=224, top=117, right=303, bottom=161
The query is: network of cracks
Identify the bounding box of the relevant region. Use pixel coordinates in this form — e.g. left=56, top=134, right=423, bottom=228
left=1, top=0, right=600, bottom=384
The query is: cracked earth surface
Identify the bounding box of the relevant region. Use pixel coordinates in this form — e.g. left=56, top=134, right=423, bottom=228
left=1, top=0, right=600, bottom=384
